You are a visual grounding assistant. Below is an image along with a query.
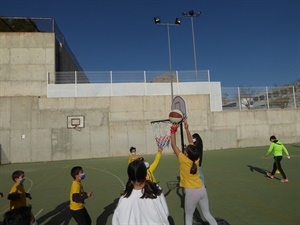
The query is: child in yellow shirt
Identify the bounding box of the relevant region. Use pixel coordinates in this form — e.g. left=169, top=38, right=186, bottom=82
left=7, top=170, right=32, bottom=210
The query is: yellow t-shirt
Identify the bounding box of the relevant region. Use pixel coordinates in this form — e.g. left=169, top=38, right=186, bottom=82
left=147, top=151, right=162, bottom=183
left=127, top=154, right=141, bottom=164
left=178, top=152, right=203, bottom=188
left=70, top=180, right=85, bottom=211
left=9, top=183, right=26, bottom=210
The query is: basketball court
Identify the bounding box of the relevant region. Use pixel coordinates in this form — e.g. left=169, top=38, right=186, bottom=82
left=0, top=143, right=299, bottom=225
left=0, top=96, right=299, bottom=225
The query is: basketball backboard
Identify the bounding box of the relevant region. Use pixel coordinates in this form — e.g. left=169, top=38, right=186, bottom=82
left=171, top=96, right=187, bottom=118
left=67, top=115, right=85, bottom=129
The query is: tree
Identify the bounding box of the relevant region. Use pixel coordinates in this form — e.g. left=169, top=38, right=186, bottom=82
left=152, top=72, right=177, bottom=83
left=238, top=87, right=259, bottom=110
left=269, top=96, right=290, bottom=109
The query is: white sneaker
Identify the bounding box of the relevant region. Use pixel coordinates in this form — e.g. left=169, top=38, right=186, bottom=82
left=281, top=178, right=289, bottom=183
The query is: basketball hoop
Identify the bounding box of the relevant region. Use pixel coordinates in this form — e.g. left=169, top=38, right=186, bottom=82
left=73, top=124, right=82, bottom=132
left=71, top=118, right=82, bottom=132
left=150, top=119, right=171, bottom=149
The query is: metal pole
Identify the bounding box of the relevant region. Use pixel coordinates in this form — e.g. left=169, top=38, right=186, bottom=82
left=166, top=24, right=174, bottom=101
left=183, top=10, right=201, bottom=81
left=190, top=16, right=198, bottom=81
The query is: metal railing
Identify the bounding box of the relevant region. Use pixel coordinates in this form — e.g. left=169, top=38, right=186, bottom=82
left=47, top=70, right=299, bottom=110
left=222, top=84, right=300, bottom=110
left=47, top=70, right=210, bottom=84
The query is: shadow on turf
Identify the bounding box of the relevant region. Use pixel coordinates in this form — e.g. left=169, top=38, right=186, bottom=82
left=165, top=177, right=230, bottom=225
left=96, top=197, right=119, bottom=225
left=37, top=200, right=71, bottom=225
left=247, top=165, right=280, bottom=180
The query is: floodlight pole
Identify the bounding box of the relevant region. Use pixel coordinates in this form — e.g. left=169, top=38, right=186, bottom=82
left=154, top=17, right=181, bottom=101
left=183, top=10, right=201, bottom=81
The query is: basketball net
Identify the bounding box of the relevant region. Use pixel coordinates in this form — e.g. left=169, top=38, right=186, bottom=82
left=73, top=124, right=82, bottom=132
left=150, top=119, right=171, bottom=148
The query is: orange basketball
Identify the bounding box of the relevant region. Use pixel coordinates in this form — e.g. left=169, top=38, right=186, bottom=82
left=169, top=109, right=183, bottom=123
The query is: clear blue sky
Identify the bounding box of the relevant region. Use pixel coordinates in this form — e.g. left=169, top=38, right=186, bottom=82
left=1, top=0, right=299, bottom=87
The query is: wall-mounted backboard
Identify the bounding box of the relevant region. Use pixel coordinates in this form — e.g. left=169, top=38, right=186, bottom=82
left=67, top=115, right=85, bottom=129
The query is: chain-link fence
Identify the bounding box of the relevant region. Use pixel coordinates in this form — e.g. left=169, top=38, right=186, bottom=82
left=222, top=84, right=300, bottom=110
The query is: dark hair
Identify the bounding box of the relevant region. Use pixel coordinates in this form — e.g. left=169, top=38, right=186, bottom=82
left=123, top=160, right=162, bottom=199
left=12, top=170, right=24, bottom=181
left=270, top=135, right=277, bottom=141
left=3, top=206, right=33, bottom=225
left=129, top=147, right=136, bottom=153
left=71, top=166, right=82, bottom=179
left=185, top=145, right=199, bottom=175
left=192, top=133, right=203, bottom=167
left=192, top=133, right=203, bottom=150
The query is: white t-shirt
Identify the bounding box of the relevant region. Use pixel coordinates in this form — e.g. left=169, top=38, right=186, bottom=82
left=112, top=189, right=170, bottom=225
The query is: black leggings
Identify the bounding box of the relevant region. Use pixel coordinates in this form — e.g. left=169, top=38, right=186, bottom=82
left=271, top=156, right=287, bottom=179
left=70, top=207, right=92, bottom=225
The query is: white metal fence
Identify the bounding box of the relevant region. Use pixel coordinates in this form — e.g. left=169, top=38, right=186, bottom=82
left=222, top=84, right=300, bottom=110
left=46, top=70, right=299, bottom=110
left=47, top=70, right=210, bottom=84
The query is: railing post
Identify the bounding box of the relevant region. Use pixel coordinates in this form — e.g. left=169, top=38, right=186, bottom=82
left=238, top=87, right=241, bottom=110
left=266, top=87, right=269, bottom=109
left=144, top=71, right=147, bottom=96
left=75, top=71, right=77, bottom=97
left=292, top=86, right=297, bottom=108
left=110, top=71, right=113, bottom=96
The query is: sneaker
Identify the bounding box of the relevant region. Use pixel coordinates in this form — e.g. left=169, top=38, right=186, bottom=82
left=266, top=173, right=274, bottom=179
left=281, top=178, right=289, bottom=183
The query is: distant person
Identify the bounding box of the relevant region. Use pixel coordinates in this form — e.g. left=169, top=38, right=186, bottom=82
left=138, top=146, right=163, bottom=183
left=127, top=147, right=141, bottom=164
left=7, top=170, right=32, bottom=210
left=3, top=205, right=37, bottom=225
left=265, top=135, right=290, bottom=182
left=69, top=166, right=93, bottom=225
left=0, top=192, right=3, bottom=198
left=170, top=121, right=217, bottom=225
left=112, top=160, right=170, bottom=225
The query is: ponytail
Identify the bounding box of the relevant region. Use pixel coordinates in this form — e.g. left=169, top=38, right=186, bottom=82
left=190, top=161, right=198, bottom=175
left=123, top=180, right=134, bottom=198
left=185, top=144, right=200, bottom=175
left=141, top=181, right=162, bottom=199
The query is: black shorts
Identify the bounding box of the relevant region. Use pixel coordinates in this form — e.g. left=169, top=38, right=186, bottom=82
left=70, top=207, right=91, bottom=225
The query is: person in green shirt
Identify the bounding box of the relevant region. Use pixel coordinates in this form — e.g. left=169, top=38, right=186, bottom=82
left=265, top=135, right=290, bottom=182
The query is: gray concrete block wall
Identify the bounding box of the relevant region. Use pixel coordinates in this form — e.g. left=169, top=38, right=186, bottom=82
left=0, top=95, right=299, bottom=164
left=0, top=32, right=299, bottom=164
left=0, top=32, right=55, bottom=97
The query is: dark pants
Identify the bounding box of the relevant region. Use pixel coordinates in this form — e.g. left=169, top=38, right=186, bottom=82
left=70, top=207, right=92, bottom=225
left=271, top=156, right=287, bottom=179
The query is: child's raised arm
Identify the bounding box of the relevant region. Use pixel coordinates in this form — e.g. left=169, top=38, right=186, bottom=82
left=170, top=123, right=181, bottom=157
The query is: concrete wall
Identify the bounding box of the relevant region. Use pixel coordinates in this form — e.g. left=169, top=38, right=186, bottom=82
left=1, top=32, right=299, bottom=164
left=0, top=32, right=55, bottom=97
left=0, top=95, right=299, bottom=164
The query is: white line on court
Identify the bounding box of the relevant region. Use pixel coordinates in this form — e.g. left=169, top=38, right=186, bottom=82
left=86, top=166, right=125, bottom=189
left=35, top=208, right=44, bottom=218
left=0, top=208, right=9, bottom=215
